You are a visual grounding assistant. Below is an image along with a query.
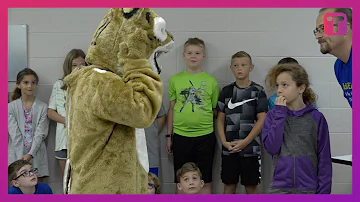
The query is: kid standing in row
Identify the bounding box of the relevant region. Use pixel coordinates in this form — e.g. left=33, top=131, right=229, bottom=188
left=166, top=38, right=219, bottom=194
left=48, top=49, right=86, bottom=177
left=8, top=68, right=50, bottom=183
left=268, top=57, right=299, bottom=110
left=262, top=63, right=332, bottom=194
left=268, top=57, right=318, bottom=110
left=217, top=51, right=268, bottom=194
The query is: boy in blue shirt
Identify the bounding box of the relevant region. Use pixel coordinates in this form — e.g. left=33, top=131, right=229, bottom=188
left=8, top=160, right=53, bottom=194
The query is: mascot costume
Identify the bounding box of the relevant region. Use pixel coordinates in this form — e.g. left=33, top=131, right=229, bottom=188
left=62, top=8, right=174, bottom=194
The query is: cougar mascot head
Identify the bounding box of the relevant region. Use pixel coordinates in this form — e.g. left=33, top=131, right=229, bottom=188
left=63, top=8, right=174, bottom=194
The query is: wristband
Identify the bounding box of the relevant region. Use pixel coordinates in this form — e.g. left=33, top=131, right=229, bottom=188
left=166, top=134, right=172, bottom=138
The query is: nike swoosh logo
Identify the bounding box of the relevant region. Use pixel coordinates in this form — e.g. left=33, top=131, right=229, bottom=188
left=228, top=98, right=256, bottom=109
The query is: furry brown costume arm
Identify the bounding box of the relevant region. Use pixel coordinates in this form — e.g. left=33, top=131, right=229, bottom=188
left=86, top=64, right=162, bottom=129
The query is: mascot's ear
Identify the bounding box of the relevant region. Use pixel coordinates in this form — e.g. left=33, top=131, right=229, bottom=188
left=122, top=8, right=142, bottom=19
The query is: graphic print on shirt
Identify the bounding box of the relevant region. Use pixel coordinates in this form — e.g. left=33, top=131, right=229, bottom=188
left=228, top=98, right=257, bottom=110
left=225, top=87, right=259, bottom=156
left=334, top=47, right=352, bottom=107
left=217, top=82, right=268, bottom=157
left=342, top=82, right=352, bottom=105
left=179, top=80, right=206, bottom=113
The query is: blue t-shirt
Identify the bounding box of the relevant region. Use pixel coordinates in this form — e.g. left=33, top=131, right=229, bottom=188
left=334, top=47, right=352, bottom=107
left=8, top=182, right=53, bottom=194
left=268, top=93, right=318, bottom=110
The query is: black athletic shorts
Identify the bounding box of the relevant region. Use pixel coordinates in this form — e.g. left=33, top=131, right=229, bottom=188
left=172, top=132, right=216, bottom=183
left=221, top=154, right=261, bottom=186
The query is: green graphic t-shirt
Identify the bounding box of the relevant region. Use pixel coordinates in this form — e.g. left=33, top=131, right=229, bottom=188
left=169, top=70, right=220, bottom=137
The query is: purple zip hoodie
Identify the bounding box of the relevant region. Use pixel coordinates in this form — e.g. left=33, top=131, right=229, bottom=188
left=262, top=103, right=332, bottom=194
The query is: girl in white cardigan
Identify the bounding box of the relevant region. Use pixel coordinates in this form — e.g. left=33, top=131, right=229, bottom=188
left=8, top=68, right=49, bottom=182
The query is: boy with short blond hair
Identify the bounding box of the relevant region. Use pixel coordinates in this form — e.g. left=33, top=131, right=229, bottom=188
left=216, top=51, right=268, bottom=194
left=166, top=37, right=219, bottom=194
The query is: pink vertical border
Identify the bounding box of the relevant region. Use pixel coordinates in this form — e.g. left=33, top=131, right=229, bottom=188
left=2, top=1, right=357, bottom=201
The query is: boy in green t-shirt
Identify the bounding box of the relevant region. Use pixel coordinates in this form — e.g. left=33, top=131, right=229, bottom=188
left=166, top=38, right=220, bottom=194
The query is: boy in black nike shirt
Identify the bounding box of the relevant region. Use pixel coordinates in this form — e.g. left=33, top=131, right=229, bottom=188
left=216, top=51, right=268, bottom=194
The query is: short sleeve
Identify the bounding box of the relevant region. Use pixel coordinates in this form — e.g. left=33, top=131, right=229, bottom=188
left=168, top=76, right=176, bottom=101
left=48, top=80, right=60, bottom=110
left=257, top=88, right=268, bottom=114
left=216, top=88, right=226, bottom=113
left=211, top=79, right=220, bottom=109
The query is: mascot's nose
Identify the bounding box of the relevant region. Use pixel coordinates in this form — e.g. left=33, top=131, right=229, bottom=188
left=154, top=17, right=168, bottom=42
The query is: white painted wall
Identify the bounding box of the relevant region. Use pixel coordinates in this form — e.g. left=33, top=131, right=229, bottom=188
left=8, top=8, right=352, bottom=194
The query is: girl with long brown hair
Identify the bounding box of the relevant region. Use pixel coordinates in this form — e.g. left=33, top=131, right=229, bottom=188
left=47, top=49, right=86, bottom=177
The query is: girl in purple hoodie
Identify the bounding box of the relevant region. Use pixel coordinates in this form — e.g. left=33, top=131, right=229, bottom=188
left=262, top=63, right=332, bottom=194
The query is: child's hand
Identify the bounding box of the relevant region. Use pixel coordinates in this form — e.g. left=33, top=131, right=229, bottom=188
left=222, top=142, right=234, bottom=151
left=275, top=96, right=287, bottom=106
left=21, top=154, right=33, bottom=161
left=229, top=140, right=247, bottom=153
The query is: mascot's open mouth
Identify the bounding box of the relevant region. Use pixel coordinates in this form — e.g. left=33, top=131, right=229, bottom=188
left=153, top=52, right=163, bottom=74
left=150, top=40, right=174, bottom=74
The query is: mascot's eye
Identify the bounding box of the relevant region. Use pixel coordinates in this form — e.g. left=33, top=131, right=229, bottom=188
left=153, top=17, right=168, bottom=42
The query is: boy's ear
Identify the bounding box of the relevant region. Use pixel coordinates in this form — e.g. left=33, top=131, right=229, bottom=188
left=176, top=183, right=182, bottom=191
left=250, top=64, right=254, bottom=71
left=200, top=180, right=204, bottom=188
left=11, top=179, right=20, bottom=188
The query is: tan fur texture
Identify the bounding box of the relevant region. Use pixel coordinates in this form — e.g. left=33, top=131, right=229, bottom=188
left=63, top=8, right=174, bottom=194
